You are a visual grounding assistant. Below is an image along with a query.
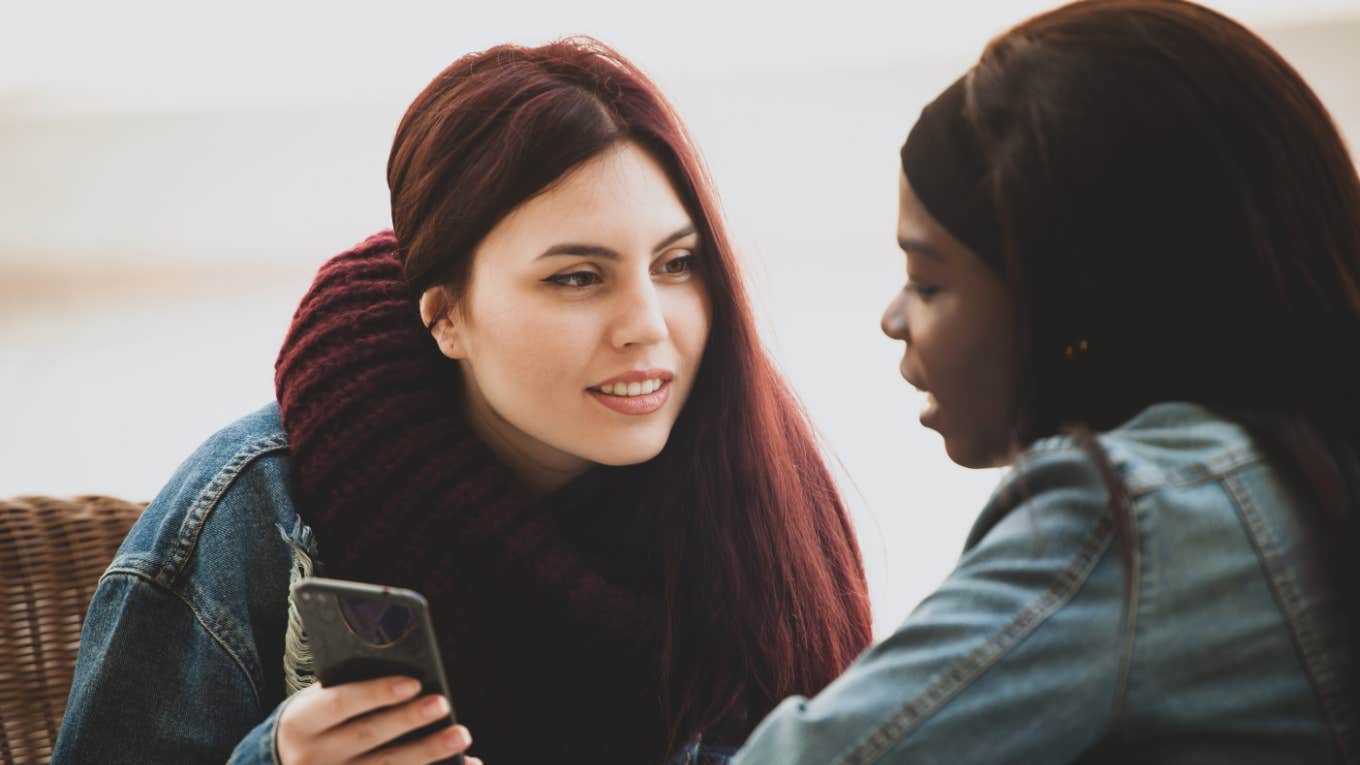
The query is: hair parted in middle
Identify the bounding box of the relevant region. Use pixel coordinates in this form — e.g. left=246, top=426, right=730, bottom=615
left=387, top=36, right=874, bottom=755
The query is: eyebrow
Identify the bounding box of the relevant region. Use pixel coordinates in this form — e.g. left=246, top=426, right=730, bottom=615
left=537, top=224, right=697, bottom=260
left=897, top=236, right=946, bottom=260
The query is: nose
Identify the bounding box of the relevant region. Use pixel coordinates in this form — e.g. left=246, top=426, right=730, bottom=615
left=610, top=278, right=669, bottom=349
left=881, top=289, right=909, bottom=342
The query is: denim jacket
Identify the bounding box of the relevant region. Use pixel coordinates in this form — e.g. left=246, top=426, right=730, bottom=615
left=733, top=402, right=1356, bottom=764
left=54, top=403, right=735, bottom=765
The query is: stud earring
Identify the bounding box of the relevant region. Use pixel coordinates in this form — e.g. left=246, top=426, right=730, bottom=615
left=1063, top=339, right=1090, bottom=360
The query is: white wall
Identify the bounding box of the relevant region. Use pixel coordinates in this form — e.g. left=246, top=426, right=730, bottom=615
left=3, top=3, right=1357, bottom=636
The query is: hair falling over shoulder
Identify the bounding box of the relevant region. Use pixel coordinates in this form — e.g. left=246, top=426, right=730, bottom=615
left=386, top=37, right=874, bottom=752
left=962, top=0, right=1360, bottom=704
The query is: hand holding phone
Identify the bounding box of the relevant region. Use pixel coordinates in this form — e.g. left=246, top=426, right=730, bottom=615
left=281, top=577, right=469, bottom=765
left=276, top=676, right=475, bottom=765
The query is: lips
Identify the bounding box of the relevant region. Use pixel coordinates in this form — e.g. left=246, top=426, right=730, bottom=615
left=898, top=360, right=939, bottom=427
left=587, top=368, right=674, bottom=416
left=919, top=391, right=942, bottom=428
left=899, top=361, right=928, bottom=394
left=587, top=380, right=672, bottom=415
left=589, top=368, right=674, bottom=390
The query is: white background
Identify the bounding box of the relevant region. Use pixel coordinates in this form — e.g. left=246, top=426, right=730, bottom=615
left=3, top=0, right=1358, bottom=636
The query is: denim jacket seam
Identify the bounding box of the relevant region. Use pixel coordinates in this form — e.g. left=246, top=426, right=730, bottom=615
left=832, top=515, right=1117, bottom=765
left=96, top=568, right=264, bottom=711
left=156, top=433, right=290, bottom=589
left=1105, top=492, right=1141, bottom=729
left=1162, top=447, right=1261, bottom=488
left=1223, top=470, right=1358, bottom=761
left=1119, top=446, right=1261, bottom=498
left=99, top=555, right=162, bottom=582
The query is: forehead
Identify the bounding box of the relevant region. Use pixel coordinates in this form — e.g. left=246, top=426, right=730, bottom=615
left=896, top=169, right=971, bottom=264
left=897, top=170, right=936, bottom=239
left=502, top=142, right=692, bottom=238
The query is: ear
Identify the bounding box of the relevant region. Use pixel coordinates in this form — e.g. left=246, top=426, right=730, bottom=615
left=418, top=286, right=467, bottom=360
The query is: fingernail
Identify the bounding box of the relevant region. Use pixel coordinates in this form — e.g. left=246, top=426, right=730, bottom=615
left=442, top=725, right=471, bottom=751
left=424, top=695, right=451, bottom=720
left=392, top=678, right=422, bottom=698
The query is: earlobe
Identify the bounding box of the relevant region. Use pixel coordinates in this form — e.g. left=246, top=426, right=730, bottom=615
left=418, top=287, right=467, bottom=360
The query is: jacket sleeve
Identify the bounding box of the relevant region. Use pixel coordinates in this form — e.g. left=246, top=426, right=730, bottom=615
left=230, top=697, right=294, bottom=765
left=732, top=447, right=1133, bottom=764
left=53, top=570, right=281, bottom=764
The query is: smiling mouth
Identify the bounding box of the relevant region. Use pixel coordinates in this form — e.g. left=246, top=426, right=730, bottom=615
left=918, top=389, right=944, bottom=425
left=589, top=377, right=668, bottom=397
left=587, top=379, right=672, bottom=416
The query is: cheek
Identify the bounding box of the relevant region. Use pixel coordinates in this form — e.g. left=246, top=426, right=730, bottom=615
left=665, top=284, right=711, bottom=362
left=976, top=324, right=1019, bottom=414
left=946, top=315, right=1019, bottom=444
left=905, top=301, right=945, bottom=367
left=915, top=298, right=997, bottom=397
left=466, top=296, right=593, bottom=390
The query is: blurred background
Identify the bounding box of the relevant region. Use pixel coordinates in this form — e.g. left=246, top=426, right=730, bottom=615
left=3, top=0, right=1357, bottom=636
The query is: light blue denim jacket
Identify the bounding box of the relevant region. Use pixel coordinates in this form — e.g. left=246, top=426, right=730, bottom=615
left=54, top=403, right=735, bottom=765
left=733, top=402, right=1357, bottom=764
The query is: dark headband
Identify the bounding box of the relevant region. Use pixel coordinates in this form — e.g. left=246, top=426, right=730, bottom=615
left=899, top=75, right=1003, bottom=273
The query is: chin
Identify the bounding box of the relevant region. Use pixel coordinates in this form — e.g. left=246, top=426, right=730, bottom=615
left=943, top=444, right=982, bottom=469
left=943, top=435, right=1014, bottom=470
left=584, top=433, right=670, bottom=467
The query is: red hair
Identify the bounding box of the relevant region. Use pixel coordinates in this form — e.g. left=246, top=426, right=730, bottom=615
left=388, top=37, right=872, bottom=751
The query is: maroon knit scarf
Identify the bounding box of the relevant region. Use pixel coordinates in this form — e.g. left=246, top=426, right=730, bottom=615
left=274, top=231, right=677, bottom=764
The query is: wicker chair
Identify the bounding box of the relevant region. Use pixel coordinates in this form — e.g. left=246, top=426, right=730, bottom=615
left=0, top=496, right=145, bottom=765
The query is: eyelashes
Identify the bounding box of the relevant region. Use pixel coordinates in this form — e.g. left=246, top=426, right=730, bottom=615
left=542, top=250, right=699, bottom=290
left=544, top=271, right=602, bottom=288
left=905, top=281, right=940, bottom=299
left=660, top=253, right=696, bottom=276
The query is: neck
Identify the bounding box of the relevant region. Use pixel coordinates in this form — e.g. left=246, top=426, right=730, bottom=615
left=461, top=373, right=591, bottom=495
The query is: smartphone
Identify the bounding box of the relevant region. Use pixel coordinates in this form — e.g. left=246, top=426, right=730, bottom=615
left=291, top=576, right=463, bottom=765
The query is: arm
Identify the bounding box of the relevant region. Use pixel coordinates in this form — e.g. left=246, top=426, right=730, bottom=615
left=733, top=447, right=1132, bottom=764
left=51, top=541, right=470, bottom=765
left=230, top=699, right=292, bottom=765
left=54, top=571, right=281, bottom=764
left=55, top=413, right=473, bottom=765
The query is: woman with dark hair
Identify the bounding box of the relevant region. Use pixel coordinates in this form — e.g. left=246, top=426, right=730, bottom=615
left=734, top=1, right=1359, bottom=762
left=54, top=38, right=873, bottom=765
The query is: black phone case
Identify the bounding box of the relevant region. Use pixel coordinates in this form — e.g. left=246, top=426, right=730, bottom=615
left=291, top=577, right=463, bottom=765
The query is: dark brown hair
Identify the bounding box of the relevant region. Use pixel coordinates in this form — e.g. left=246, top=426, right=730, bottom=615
left=963, top=0, right=1359, bottom=698
left=386, top=37, right=873, bottom=754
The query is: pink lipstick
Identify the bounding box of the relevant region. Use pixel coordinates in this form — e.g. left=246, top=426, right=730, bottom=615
left=587, top=369, right=674, bottom=416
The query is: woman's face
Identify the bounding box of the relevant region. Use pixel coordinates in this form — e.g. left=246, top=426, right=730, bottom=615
left=881, top=170, right=1018, bottom=469
left=422, top=141, right=711, bottom=491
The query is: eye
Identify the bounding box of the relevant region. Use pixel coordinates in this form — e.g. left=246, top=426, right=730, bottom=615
left=544, top=270, right=602, bottom=288
left=905, top=281, right=940, bottom=300
left=657, top=250, right=698, bottom=278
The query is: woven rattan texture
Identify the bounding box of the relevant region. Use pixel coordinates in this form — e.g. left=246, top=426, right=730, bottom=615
left=1, top=496, right=144, bottom=765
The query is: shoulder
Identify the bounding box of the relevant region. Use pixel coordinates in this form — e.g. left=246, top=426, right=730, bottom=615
left=114, top=402, right=300, bottom=589
left=170, top=402, right=291, bottom=490
left=1020, top=401, right=1258, bottom=488
left=1089, top=401, right=1262, bottom=497
left=967, top=402, right=1263, bottom=549
left=89, top=403, right=305, bottom=710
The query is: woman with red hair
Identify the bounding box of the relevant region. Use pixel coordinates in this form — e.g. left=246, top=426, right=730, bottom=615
left=55, top=38, right=872, bottom=765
